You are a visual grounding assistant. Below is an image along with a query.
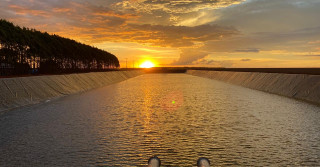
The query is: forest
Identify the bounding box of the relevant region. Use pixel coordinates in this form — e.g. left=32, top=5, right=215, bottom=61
left=0, top=19, right=120, bottom=76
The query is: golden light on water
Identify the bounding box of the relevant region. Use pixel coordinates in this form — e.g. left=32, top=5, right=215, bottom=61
left=140, top=61, right=155, bottom=68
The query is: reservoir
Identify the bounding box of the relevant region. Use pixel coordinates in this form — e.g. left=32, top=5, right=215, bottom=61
left=0, top=74, right=319, bottom=166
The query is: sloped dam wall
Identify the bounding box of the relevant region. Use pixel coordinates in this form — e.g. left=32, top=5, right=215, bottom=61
left=187, top=70, right=320, bottom=105
left=0, top=71, right=143, bottom=113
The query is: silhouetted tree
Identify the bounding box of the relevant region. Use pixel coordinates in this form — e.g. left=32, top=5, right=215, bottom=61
left=0, top=19, right=120, bottom=75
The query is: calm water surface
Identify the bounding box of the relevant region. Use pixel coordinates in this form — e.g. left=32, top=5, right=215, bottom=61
left=0, top=74, right=319, bottom=166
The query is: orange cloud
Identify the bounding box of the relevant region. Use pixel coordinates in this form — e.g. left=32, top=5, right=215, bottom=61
left=92, top=11, right=137, bottom=19
left=116, top=0, right=245, bottom=14
left=2, top=0, right=319, bottom=67
left=9, top=5, right=50, bottom=18
left=52, top=8, right=72, bottom=13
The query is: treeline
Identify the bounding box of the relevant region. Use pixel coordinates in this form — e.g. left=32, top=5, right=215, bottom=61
left=0, top=19, right=119, bottom=75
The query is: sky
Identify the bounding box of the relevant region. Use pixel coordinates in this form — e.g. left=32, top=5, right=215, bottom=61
left=1, top=0, right=320, bottom=68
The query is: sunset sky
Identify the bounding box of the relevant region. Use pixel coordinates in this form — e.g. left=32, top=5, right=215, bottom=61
left=1, top=0, right=320, bottom=68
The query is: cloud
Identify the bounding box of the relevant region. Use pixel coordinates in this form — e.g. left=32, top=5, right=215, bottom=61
left=303, top=54, right=320, bottom=57
left=1, top=1, right=135, bottom=29
left=114, top=0, right=245, bottom=25
left=115, top=0, right=245, bottom=14
left=235, top=48, right=260, bottom=53
left=9, top=5, right=51, bottom=18
left=171, top=49, right=209, bottom=65
left=202, top=26, right=320, bottom=53
left=65, top=23, right=238, bottom=49
left=195, top=59, right=217, bottom=65
left=0, top=0, right=239, bottom=48
left=1, top=0, right=319, bottom=67
left=195, top=0, right=320, bottom=55
left=213, top=0, right=320, bottom=33
left=196, top=59, right=234, bottom=67
left=124, top=24, right=238, bottom=47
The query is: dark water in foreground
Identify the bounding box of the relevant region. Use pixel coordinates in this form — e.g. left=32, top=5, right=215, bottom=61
left=0, top=74, right=319, bottom=166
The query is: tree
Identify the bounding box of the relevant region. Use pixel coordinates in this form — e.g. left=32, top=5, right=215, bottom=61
left=0, top=19, right=120, bottom=75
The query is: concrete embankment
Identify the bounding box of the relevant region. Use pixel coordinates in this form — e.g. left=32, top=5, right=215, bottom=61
left=0, top=71, right=143, bottom=112
left=187, top=70, right=320, bottom=105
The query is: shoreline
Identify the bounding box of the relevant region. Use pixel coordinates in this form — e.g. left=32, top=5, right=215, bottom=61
left=0, top=70, right=143, bottom=113
left=187, top=70, right=320, bottom=105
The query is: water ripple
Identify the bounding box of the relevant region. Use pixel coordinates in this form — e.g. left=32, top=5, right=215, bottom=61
left=0, top=74, right=319, bottom=166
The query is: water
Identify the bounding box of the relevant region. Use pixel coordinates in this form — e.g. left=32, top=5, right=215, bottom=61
left=0, top=74, right=319, bottom=166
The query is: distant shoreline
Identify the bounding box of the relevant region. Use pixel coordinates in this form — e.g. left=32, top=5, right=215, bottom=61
left=145, top=67, right=320, bottom=75
left=189, top=68, right=320, bottom=75
left=1, top=68, right=320, bottom=78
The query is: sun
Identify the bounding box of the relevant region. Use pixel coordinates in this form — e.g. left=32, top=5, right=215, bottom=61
left=140, top=61, right=155, bottom=68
